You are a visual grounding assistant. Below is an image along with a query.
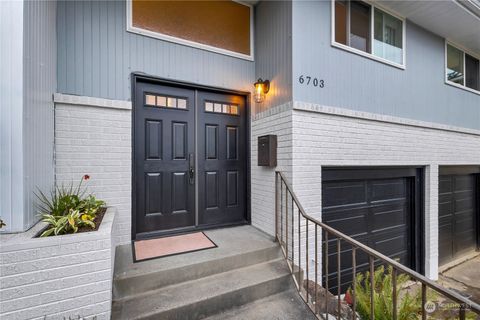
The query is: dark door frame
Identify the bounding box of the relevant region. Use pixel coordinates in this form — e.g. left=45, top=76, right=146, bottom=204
left=131, top=73, right=251, bottom=240
left=322, top=166, right=425, bottom=276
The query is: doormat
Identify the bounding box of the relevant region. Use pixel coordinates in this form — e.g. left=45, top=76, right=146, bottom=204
left=133, top=232, right=217, bottom=262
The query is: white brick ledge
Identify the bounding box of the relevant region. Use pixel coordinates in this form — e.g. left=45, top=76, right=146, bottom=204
left=54, top=93, right=132, bottom=110
left=0, top=207, right=116, bottom=252
left=294, top=101, right=480, bottom=136
left=253, top=101, right=293, bottom=121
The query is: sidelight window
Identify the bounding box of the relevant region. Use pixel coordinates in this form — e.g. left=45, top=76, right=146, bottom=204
left=332, top=0, right=405, bottom=68
left=446, top=42, right=480, bottom=94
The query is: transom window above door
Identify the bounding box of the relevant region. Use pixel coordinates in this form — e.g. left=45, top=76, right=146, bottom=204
left=332, top=0, right=405, bottom=68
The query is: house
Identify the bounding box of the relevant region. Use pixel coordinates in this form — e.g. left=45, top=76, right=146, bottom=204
left=1, top=0, right=479, bottom=319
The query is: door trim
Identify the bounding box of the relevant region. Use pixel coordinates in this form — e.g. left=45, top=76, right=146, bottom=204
left=322, top=166, right=425, bottom=275
left=131, top=73, right=251, bottom=241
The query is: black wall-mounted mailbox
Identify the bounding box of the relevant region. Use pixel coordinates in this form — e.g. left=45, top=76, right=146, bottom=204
left=258, top=135, right=277, bottom=167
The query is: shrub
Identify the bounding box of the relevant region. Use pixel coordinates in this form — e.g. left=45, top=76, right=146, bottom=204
left=36, top=175, right=88, bottom=216
left=348, top=265, right=423, bottom=320
left=40, top=209, right=95, bottom=237
left=36, top=175, right=105, bottom=237
left=0, top=218, right=5, bottom=229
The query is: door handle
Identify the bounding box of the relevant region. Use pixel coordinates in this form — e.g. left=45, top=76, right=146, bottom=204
left=189, top=153, right=195, bottom=185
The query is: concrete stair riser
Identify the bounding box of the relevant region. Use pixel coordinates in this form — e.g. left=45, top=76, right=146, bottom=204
left=111, top=259, right=291, bottom=320
left=138, top=275, right=293, bottom=320
left=113, top=246, right=282, bottom=300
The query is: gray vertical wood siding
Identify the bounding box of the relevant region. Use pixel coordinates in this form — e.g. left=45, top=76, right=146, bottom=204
left=292, top=0, right=480, bottom=130
left=254, top=0, right=293, bottom=113
left=57, top=0, right=255, bottom=102
left=23, top=0, right=56, bottom=230
left=0, top=0, right=56, bottom=232
left=0, top=0, right=24, bottom=232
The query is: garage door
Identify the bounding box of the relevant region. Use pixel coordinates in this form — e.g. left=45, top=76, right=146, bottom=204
left=439, top=171, right=478, bottom=266
left=322, top=168, right=423, bottom=293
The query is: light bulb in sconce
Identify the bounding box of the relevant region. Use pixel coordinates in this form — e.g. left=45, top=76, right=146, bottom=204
left=253, top=78, right=270, bottom=103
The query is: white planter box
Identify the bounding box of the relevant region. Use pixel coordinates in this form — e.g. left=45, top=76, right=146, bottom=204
left=0, top=207, right=117, bottom=320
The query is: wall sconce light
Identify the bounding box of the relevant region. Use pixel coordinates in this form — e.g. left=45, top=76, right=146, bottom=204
left=254, top=78, right=270, bottom=103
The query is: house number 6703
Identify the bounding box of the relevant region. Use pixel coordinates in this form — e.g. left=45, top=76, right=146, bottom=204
left=298, top=75, right=325, bottom=88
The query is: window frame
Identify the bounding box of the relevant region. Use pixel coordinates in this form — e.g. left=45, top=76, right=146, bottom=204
left=444, top=40, right=480, bottom=95
left=126, top=0, right=254, bottom=61
left=330, top=0, right=406, bottom=69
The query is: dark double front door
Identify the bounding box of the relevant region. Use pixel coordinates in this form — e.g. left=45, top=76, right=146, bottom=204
left=134, top=80, right=247, bottom=237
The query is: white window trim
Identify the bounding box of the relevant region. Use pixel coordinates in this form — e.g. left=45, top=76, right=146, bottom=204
left=330, top=0, right=406, bottom=70
left=126, top=0, right=254, bottom=61
left=444, top=40, right=480, bottom=96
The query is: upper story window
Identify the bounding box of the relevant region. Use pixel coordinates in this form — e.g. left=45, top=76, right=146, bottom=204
left=332, top=0, right=405, bottom=68
left=126, top=0, right=253, bottom=61
left=446, top=43, right=480, bottom=94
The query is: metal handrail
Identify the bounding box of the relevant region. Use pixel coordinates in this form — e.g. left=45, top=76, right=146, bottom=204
left=275, top=170, right=480, bottom=320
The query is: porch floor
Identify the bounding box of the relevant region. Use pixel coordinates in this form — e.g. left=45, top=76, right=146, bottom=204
left=114, top=225, right=277, bottom=281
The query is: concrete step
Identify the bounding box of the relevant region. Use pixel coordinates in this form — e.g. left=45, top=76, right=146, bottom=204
left=113, top=226, right=281, bottom=299
left=204, top=289, right=317, bottom=320
left=111, top=259, right=292, bottom=320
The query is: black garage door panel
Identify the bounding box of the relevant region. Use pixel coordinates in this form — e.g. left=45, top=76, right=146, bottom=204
left=439, top=174, right=477, bottom=265
left=322, top=172, right=417, bottom=293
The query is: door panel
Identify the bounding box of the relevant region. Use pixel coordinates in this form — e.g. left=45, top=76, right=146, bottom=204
left=439, top=174, right=477, bottom=265
left=197, top=91, right=247, bottom=226
left=134, top=82, right=195, bottom=235
left=322, top=174, right=414, bottom=293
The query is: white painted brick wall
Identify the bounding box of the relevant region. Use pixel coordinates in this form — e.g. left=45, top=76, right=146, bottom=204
left=251, top=100, right=480, bottom=281
left=292, top=101, right=480, bottom=280
left=55, top=101, right=132, bottom=246
left=251, top=103, right=293, bottom=236
left=0, top=208, right=116, bottom=320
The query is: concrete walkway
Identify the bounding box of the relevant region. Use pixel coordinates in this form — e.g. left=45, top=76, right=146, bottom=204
left=438, top=255, right=480, bottom=304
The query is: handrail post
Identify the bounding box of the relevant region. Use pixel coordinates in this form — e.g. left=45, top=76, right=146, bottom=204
left=286, top=189, right=289, bottom=263
left=352, top=247, right=357, bottom=320
left=392, top=268, right=397, bottom=320
left=306, top=219, right=309, bottom=304
left=369, top=256, right=375, bottom=320
left=421, top=283, right=427, bottom=320
left=315, top=224, right=318, bottom=314
left=325, top=230, right=329, bottom=319
left=275, top=172, right=278, bottom=242
left=298, top=202, right=301, bottom=289
left=280, top=181, right=283, bottom=245
left=337, top=239, right=341, bottom=320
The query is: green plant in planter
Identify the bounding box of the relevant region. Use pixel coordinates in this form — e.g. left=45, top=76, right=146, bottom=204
left=36, top=175, right=88, bottom=216
left=77, top=194, right=105, bottom=215
left=0, top=218, right=6, bottom=229
left=36, top=174, right=106, bottom=237
left=348, top=265, right=425, bottom=320
left=40, top=209, right=95, bottom=237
